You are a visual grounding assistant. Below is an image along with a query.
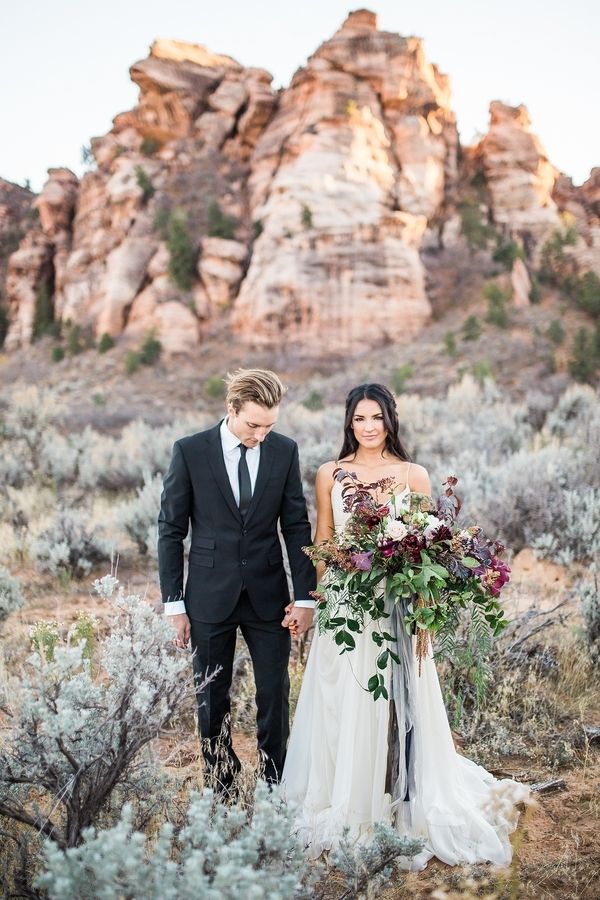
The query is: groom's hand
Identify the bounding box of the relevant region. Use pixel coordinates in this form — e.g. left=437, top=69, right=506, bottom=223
left=282, top=604, right=314, bottom=639
left=169, top=613, right=191, bottom=648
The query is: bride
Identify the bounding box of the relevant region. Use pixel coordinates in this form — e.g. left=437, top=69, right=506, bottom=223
left=282, top=383, right=529, bottom=869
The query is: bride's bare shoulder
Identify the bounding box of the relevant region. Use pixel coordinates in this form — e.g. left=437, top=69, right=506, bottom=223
left=316, top=460, right=338, bottom=482
left=408, top=462, right=431, bottom=494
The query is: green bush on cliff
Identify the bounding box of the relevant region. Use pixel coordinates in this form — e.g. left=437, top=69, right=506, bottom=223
left=167, top=211, right=196, bottom=291
left=207, top=201, right=236, bottom=240
left=135, top=166, right=155, bottom=205
left=484, top=282, right=512, bottom=328
left=32, top=281, right=54, bottom=341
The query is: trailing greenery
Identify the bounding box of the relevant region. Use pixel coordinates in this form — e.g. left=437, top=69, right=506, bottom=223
left=207, top=200, right=236, bottom=240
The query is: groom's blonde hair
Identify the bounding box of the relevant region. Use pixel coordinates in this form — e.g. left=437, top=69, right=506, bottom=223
left=225, top=368, right=286, bottom=412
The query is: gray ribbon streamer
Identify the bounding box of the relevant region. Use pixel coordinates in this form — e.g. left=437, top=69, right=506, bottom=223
left=387, top=595, right=416, bottom=820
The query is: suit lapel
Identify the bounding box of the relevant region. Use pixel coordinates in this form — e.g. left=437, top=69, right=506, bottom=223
left=244, top=434, right=274, bottom=526
left=205, top=423, right=243, bottom=523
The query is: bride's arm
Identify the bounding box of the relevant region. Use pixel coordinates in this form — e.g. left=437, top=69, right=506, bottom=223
left=313, top=462, right=336, bottom=582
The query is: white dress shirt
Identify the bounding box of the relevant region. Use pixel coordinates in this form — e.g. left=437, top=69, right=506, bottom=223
left=165, top=419, right=314, bottom=614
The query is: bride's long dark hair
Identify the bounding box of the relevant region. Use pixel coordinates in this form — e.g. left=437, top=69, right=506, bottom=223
left=338, top=383, right=411, bottom=462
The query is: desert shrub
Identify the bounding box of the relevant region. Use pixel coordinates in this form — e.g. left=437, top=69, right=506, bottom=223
left=0, top=565, right=23, bottom=622
left=1, top=386, right=64, bottom=485
left=458, top=200, right=495, bottom=249
left=32, top=508, right=110, bottom=578
left=539, top=225, right=578, bottom=287
left=167, top=210, right=196, bottom=291
left=140, top=137, right=161, bottom=156
left=0, top=578, right=194, bottom=854
left=207, top=200, right=236, bottom=240
left=302, top=389, right=324, bottom=411
left=135, top=165, right=155, bottom=205
left=98, top=332, right=115, bottom=353
left=125, top=348, right=141, bottom=374
left=471, top=359, right=493, bottom=385
left=51, top=344, right=64, bottom=362
left=0, top=305, right=8, bottom=348
left=492, top=239, right=524, bottom=269
left=443, top=330, right=457, bottom=356
left=580, top=574, right=600, bottom=665
left=36, top=782, right=316, bottom=899
left=462, top=314, right=481, bottom=341
left=529, top=272, right=542, bottom=303
left=331, top=821, right=423, bottom=896
left=205, top=374, right=226, bottom=399
left=574, top=269, right=600, bottom=317
left=32, top=280, right=54, bottom=341
left=29, top=620, right=60, bottom=661
left=252, top=218, right=264, bottom=240
left=301, top=203, right=313, bottom=229
left=484, top=282, right=511, bottom=327
left=117, top=471, right=163, bottom=556
left=547, top=319, right=565, bottom=345
left=139, top=331, right=161, bottom=365
left=568, top=327, right=598, bottom=383
left=391, top=363, right=413, bottom=394
left=66, top=322, right=84, bottom=355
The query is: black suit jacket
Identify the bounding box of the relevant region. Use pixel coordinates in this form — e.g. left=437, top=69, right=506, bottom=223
left=157, top=422, right=316, bottom=623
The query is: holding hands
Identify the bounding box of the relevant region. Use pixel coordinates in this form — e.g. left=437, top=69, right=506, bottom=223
left=282, top=603, right=314, bottom=639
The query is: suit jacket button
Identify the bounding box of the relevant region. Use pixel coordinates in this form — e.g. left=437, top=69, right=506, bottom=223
left=241, top=559, right=247, bottom=566
left=242, top=528, right=248, bottom=535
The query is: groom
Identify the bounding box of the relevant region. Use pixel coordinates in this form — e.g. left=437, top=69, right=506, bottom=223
left=158, top=368, right=315, bottom=793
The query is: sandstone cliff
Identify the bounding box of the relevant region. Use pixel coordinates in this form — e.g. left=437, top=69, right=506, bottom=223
left=1, top=10, right=597, bottom=354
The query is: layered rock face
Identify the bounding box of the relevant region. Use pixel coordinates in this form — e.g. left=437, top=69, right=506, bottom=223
left=1, top=11, right=597, bottom=353
left=233, top=10, right=458, bottom=348
left=477, top=102, right=561, bottom=246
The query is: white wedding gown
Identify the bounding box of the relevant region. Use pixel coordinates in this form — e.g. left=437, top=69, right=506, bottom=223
left=282, top=482, right=530, bottom=869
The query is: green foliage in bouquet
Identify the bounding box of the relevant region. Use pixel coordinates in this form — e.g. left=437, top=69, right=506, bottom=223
left=305, top=471, right=510, bottom=700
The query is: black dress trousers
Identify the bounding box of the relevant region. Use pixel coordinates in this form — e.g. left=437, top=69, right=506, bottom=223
left=190, top=589, right=291, bottom=788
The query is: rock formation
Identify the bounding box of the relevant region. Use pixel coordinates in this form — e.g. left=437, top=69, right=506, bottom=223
left=1, top=10, right=597, bottom=354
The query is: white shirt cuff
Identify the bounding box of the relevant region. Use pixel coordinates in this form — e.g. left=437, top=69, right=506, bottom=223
left=163, top=600, right=187, bottom=616
left=293, top=600, right=315, bottom=609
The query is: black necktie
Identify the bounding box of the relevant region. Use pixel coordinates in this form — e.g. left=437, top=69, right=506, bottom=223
left=238, top=444, right=252, bottom=519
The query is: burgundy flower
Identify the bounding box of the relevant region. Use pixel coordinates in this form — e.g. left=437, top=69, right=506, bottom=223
left=350, top=551, right=374, bottom=571
left=381, top=541, right=397, bottom=558
left=400, top=532, right=424, bottom=563
left=488, top=556, right=511, bottom=595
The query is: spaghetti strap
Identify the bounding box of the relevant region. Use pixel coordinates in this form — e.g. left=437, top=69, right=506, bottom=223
left=406, top=461, right=412, bottom=490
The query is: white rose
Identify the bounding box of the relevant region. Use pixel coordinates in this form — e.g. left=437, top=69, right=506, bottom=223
left=385, top=520, right=408, bottom=542
left=424, top=514, right=443, bottom=543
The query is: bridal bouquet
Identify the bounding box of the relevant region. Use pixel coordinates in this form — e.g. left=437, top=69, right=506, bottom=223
left=304, top=470, right=510, bottom=700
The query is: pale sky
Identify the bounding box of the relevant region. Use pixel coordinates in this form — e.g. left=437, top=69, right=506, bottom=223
left=2, top=0, right=599, bottom=192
